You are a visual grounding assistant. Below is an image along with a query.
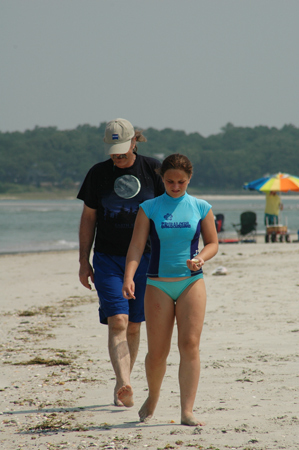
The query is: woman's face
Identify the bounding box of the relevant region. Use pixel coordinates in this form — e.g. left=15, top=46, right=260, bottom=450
left=162, top=168, right=191, bottom=198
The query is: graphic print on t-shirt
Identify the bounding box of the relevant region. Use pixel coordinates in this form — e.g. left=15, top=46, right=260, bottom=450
left=101, top=175, right=143, bottom=231
left=114, top=175, right=141, bottom=199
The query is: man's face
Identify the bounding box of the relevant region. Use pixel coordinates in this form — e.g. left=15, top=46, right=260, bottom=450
left=110, top=139, right=136, bottom=169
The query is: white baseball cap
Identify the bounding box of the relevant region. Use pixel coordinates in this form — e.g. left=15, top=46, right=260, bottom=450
left=103, top=118, right=135, bottom=155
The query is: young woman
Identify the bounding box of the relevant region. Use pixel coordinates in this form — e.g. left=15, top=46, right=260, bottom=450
left=121, top=153, right=218, bottom=426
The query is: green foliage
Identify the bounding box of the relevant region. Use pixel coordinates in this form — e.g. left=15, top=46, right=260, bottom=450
left=0, top=122, right=298, bottom=192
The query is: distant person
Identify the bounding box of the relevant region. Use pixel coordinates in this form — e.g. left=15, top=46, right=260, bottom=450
left=264, top=191, right=283, bottom=225
left=122, top=153, right=218, bottom=426
left=77, top=118, right=164, bottom=407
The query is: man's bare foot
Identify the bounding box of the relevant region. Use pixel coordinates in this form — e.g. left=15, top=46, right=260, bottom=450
left=138, top=397, right=157, bottom=422
left=117, top=385, right=134, bottom=408
left=113, top=386, right=124, bottom=406
left=114, top=397, right=124, bottom=406
left=181, top=412, right=206, bottom=427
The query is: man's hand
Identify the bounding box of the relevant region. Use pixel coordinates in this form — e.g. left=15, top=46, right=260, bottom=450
left=79, top=260, right=95, bottom=290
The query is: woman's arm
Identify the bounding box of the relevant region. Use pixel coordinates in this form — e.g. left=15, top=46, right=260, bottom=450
left=187, top=209, right=218, bottom=271
left=122, top=208, right=150, bottom=299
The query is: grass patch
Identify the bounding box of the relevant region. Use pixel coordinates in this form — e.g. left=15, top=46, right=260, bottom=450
left=17, top=296, right=97, bottom=319
left=25, top=413, right=106, bottom=433
left=14, top=356, right=72, bottom=366
left=28, top=417, right=87, bottom=432
left=18, top=310, right=37, bottom=317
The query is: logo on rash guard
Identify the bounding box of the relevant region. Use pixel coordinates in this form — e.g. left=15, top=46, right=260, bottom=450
left=161, top=222, right=191, bottom=228
left=162, top=213, right=190, bottom=228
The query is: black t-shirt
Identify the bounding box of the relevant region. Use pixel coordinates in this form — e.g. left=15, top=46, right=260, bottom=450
left=77, top=154, right=165, bottom=256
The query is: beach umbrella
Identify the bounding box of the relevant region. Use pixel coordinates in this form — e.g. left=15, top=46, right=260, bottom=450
left=243, top=172, right=299, bottom=193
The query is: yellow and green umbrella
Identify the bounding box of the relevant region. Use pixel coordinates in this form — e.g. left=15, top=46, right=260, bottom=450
left=243, top=172, right=299, bottom=193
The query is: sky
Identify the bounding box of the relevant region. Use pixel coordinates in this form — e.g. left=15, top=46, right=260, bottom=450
left=1, top=0, right=299, bottom=137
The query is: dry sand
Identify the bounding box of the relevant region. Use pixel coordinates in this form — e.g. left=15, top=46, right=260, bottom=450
left=1, top=239, right=299, bottom=450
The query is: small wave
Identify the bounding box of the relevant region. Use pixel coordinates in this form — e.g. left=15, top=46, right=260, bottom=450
left=0, top=240, right=79, bottom=255
left=55, top=240, right=78, bottom=248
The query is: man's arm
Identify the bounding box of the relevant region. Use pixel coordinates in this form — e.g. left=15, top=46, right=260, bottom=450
left=79, top=204, right=97, bottom=290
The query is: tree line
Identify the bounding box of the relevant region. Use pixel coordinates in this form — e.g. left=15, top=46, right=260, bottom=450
left=0, top=122, right=298, bottom=193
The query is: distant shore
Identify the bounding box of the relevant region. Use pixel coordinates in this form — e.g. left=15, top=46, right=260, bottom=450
left=1, top=188, right=299, bottom=201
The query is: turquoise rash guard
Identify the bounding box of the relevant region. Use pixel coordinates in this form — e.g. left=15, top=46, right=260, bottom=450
left=140, top=192, right=211, bottom=278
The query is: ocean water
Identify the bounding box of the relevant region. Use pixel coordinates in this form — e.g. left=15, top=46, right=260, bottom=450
left=1, top=196, right=299, bottom=254
left=0, top=199, right=82, bottom=254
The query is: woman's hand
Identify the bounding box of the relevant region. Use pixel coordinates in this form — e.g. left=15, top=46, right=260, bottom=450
left=122, top=279, right=136, bottom=299
left=186, top=257, right=205, bottom=271
left=122, top=208, right=150, bottom=300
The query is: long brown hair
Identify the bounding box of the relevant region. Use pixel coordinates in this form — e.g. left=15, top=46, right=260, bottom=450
left=159, top=153, right=193, bottom=178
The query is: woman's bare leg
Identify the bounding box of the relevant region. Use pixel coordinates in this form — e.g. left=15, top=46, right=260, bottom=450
left=175, top=279, right=207, bottom=426
left=139, top=285, right=175, bottom=422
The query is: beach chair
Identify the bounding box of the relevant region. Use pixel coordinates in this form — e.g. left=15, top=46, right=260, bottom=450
left=215, top=213, right=225, bottom=233
left=215, top=213, right=239, bottom=244
left=232, top=211, right=257, bottom=243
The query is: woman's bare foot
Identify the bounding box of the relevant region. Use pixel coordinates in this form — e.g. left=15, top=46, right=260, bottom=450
left=117, top=385, right=134, bottom=407
left=181, top=412, right=206, bottom=427
left=138, top=397, right=157, bottom=422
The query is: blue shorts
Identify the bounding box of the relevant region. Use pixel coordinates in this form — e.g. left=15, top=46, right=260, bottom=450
left=264, top=213, right=279, bottom=225
left=146, top=273, right=203, bottom=302
left=93, top=252, right=150, bottom=325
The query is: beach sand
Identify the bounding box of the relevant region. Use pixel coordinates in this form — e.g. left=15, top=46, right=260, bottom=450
left=1, top=240, right=299, bottom=450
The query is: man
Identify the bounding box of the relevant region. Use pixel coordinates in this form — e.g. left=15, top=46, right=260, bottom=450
left=77, top=118, right=164, bottom=407
left=264, top=191, right=283, bottom=225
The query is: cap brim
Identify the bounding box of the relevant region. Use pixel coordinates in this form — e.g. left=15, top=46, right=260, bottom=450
left=105, top=140, right=131, bottom=155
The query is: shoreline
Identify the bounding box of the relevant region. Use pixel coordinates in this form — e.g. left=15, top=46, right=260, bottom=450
left=0, top=247, right=79, bottom=257
left=1, top=230, right=299, bottom=257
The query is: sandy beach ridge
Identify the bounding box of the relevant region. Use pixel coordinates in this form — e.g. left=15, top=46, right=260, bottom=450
left=1, top=243, right=299, bottom=449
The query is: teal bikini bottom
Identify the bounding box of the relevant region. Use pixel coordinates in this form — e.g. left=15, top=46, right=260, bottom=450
left=146, top=273, right=203, bottom=302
